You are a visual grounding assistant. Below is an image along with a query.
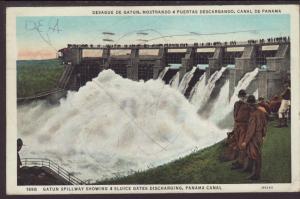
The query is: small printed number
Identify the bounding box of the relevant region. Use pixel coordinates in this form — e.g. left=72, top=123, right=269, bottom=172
left=26, top=187, right=37, bottom=191
left=262, top=186, right=273, bottom=190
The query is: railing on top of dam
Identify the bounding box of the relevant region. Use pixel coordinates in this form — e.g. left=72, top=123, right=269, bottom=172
left=21, top=158, right=86, bottom=185
left=65, top=38, right=290, bottom=50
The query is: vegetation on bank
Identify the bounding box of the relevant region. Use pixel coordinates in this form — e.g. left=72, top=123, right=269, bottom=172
left=17, top=59, right=64, bottom=98
left=97, top=121, right=291, bottom=184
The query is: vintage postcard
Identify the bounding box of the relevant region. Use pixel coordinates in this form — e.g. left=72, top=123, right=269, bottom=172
left=6, top=4, right=300, bottom=195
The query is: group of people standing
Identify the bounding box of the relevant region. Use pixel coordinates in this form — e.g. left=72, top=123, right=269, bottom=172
left=230, top=91, right=268, bottom=180
left=224, top=81, right=291, bottom=181
left=257, top=81, right=291, bottom=128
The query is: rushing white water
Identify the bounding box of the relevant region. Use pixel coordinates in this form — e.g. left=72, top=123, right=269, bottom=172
left=190, top=67, right=227, bottom=110
left=253, top=88, right=259, bottom=99
left=170, top=72, right=180, bottom=89
left=189, top=73, right=206, bottom=101
left=209, top=80, right=230, bottom=122
left=208, top=68, right=259, bottom=123
left=18, top=69, right=225, bottom=182
left=178, top=67, right=196, bottom=94
left=158, top=67, right=169, bottom=79
left=229, top=68, right=259, bottom=105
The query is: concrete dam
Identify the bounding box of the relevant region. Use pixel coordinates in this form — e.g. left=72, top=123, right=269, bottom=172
left=19, top=38, right=291, bottom=181
left=57, top=38, right=290, bottom=101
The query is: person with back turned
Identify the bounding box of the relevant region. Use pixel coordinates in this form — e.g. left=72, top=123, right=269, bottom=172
left=17, top=138, right=23, bottom=176
left=241, top=95, right=268, bottom=180
left=276, top=81, right=291, bottom=128
left=269, top=95, right=281, bottom=117
left=231, top=89, right=251, bottom=170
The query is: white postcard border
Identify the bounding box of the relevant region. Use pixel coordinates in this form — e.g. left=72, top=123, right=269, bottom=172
left=6, top=4, right=300, bottom=195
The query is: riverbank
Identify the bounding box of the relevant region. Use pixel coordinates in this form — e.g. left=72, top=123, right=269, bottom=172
left=97, top=121, right=291, bottom=184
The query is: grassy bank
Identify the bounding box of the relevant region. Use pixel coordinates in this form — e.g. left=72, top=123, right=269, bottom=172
left=98, top=121, right=291, bottom=184
left=17, top=59, right=64, bottom=98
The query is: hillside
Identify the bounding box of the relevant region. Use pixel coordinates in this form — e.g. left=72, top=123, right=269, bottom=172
left=17, top=59, right=64, bottom=98
left=97, top=121, right=291, bottom=184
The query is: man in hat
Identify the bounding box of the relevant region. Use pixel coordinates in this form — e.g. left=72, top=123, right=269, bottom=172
left=231, top=89, right=251, bottom=170
left=241, top=95, right=268, bottom=180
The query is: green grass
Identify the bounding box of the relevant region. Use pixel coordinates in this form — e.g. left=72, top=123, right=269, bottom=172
left=97, top=121, right=291, bottom=184
left=17, top=59, right=64, bottom=98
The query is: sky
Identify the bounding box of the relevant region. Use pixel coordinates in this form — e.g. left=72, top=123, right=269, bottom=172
left=16, top=15, right=290, bottom=60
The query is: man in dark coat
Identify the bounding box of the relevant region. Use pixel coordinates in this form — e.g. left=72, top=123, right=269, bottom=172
left=231, top=89, right=251, bottom=170
left=241, top=95, right=268, bottom=180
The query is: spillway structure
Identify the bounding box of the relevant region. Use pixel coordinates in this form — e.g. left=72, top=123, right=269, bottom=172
left=57, top=38, right=290, bottom=100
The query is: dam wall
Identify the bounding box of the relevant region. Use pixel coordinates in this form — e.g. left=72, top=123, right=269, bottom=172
left=58, top=38, right=290, bottom=100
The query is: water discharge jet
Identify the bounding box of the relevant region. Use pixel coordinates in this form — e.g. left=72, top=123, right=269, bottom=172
left=18, top=69, right=225, bottom=182
left=189, top=67, right=227, bottom=110
left=178, top=67, right=197, bottom=94
left=208, top=68, right=259, bottom=124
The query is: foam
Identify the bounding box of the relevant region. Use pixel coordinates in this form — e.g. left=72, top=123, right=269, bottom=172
left=18, top=69, right=225, bottom=182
